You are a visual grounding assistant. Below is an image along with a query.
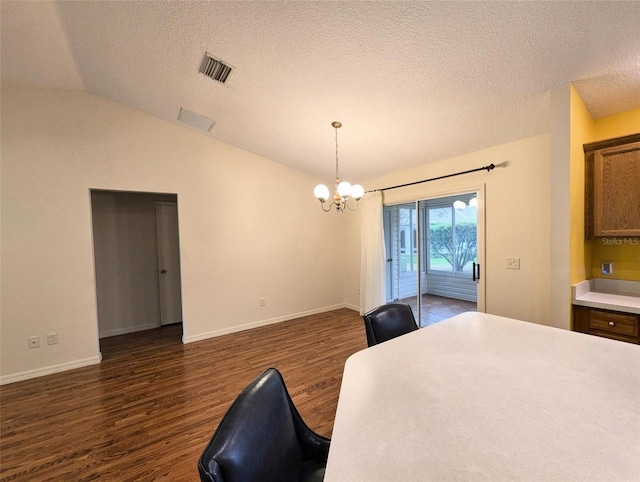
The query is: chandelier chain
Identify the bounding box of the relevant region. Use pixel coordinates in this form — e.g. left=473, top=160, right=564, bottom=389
left=335, top=125, right=339, bottom=182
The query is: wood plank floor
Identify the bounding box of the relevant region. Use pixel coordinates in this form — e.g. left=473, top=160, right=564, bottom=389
left=0, top=308, right=366, bottom=481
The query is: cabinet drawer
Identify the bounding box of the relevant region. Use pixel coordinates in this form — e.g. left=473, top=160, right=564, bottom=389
left=589, top=311, right=638, bottom=337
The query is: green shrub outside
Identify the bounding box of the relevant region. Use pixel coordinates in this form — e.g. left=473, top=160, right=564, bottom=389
left=429, top=222, right=477, bottom=272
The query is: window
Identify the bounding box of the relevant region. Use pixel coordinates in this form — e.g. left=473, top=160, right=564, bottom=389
left=427, top=197, right=477, bottom=274
left=399, top=206, right=417, bottom=273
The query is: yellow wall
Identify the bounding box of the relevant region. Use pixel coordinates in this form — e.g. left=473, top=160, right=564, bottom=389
left=588, top=107, right=640, bottom=281
left=590, top=240, right=640, bottom=280
left=569, top=86, right=595, bottom=285
left=594, top=108, right=640, bottom=141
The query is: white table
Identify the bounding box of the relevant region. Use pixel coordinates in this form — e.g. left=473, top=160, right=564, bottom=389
left=325, top=312, right=640, bottom=481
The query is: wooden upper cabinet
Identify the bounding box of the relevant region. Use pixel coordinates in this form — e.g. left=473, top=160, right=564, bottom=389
left=584, top=133, right=640, bottom=238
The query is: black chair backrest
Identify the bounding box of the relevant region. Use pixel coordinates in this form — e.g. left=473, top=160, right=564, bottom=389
left=363, top=303, right=418, bottom=346
left=198, top=368, right=327, bottom=482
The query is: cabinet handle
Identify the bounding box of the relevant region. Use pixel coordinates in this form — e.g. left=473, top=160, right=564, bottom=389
left=609, top=321, right=615, bottom=326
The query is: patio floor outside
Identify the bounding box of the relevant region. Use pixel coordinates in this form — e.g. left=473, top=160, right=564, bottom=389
left=400, top=294, right=476, bottom=327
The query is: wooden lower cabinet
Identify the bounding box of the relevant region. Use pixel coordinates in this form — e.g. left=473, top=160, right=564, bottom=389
left=573, top=305, right=639, bottom=344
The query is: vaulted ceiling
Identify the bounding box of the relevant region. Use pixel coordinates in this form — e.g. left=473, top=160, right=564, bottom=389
left=2, top=1, right=639, bottom=181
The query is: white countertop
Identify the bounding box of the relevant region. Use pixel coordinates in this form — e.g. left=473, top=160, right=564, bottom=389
left=572, top=279, right=640, bottom=314
left=325, top=312, right=640, bottom=481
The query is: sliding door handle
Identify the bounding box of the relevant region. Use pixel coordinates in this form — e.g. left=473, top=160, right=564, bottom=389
left=472, top=263, right=480, bottom=281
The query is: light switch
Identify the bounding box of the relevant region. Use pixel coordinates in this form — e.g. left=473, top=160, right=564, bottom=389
left=507, top=257, right=520, bottom=270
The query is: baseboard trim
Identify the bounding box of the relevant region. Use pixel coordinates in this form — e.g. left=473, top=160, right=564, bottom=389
left=183, top=304, right=354, bottom=344
left=100, top=322, right=159, bottom=339
left=1, top=305, right=360, bottom=384
left=0, top=356, right=101, bottom=386
left=344, top=302, right=360, bottom=312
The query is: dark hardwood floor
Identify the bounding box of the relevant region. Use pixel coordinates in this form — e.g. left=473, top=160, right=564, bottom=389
left=0, top=308, right=366, bottom=481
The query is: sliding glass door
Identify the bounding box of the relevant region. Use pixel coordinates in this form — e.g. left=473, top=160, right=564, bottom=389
left=384, top=191, right=483, bottom=327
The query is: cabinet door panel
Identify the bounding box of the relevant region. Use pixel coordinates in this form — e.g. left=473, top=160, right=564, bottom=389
left=585, top=133, right=640, bottom=238
left=593, top=141, right=640, bottom=236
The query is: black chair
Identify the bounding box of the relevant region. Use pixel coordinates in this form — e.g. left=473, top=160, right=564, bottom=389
left=363, top=303, right=419, bottom=347
left=198, top=368, right=330, bottom=482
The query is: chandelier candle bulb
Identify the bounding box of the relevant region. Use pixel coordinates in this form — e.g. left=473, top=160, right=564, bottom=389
left=314, top=184, right=330, bottom=202
left=337, top=181, right=352, bottom=198
left=351, top=184, right=364, bottom=200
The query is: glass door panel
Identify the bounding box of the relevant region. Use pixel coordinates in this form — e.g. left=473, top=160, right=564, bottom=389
left=398, top=204, right=417, bottom=300
left=427, top=206, right=453, bottom=272
left=417, top=194, right=478, bottom=327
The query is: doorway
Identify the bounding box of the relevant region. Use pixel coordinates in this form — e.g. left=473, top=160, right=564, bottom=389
left=90, top=190, right=183, bottom=348
left=154, top=202, right=183, bottom=326
left=384, top=190, right=484, bottom=327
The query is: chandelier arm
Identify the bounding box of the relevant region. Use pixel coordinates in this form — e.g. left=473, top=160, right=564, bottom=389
left=346, top=198, right=360, bottom=211
left=319, top=201, right=333, bottom=212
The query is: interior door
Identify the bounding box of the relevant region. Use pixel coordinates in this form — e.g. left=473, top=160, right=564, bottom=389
left=155, top=202, right=183, bottom=326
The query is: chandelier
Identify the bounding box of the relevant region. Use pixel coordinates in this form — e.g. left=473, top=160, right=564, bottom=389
left=313, top=121, right=364, bottom=212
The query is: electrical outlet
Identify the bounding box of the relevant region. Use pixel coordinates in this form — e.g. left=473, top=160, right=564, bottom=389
left=507, top=257, right=520, bottom=270
left=260, top=298, right=266, bottom=307
left=28, top=336, right=40, bottom=348
left=47, top=333, right=59, bottom=345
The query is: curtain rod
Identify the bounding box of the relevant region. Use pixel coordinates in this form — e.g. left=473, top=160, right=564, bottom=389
left=366, top=163, right=496, bottom=193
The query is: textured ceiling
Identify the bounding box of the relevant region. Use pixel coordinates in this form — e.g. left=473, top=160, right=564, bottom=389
left=2, top=1, right=639, bottom=182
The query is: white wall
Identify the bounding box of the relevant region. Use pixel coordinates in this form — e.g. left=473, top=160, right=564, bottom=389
left=549, top=85, right=572, bottom=329
left=0, top=85, right=346, bottom=383
left=345, top=134, right=552, bottom=326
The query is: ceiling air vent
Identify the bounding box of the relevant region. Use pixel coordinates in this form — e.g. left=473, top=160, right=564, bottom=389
left=178, top=108, right=215, bottom=132
left=199, top=53, right=233, bottom=84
